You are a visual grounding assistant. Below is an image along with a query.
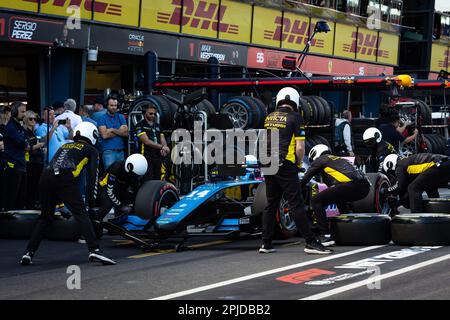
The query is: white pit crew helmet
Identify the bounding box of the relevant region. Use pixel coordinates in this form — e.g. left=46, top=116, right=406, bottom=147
left=363, top=127, right=382, bottom=144
left=382, top=154, right=399, bottom=173
left=309, top=144, right=330, bottom=163
left=125, top=154, right=148, bottom=176
left=276, top=87, right=300, bottom=111
left=73, top=122, right=99, bottom=146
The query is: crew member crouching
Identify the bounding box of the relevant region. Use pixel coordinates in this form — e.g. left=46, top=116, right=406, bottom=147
left=94, top=154, right=148, bottom=236
left=382, top=153, right=450, bottom=212
left=301, top=144, right=371, bottom=245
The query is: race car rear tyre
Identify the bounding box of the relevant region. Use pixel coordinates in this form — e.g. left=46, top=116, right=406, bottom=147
left=424, top=198, right=450, bottom=213
left=44, top=214, right=81, bottom=241
left=253, top=182, right=298, bottom=240
left=330, top=214, right=391, bottom=245
left=391, top=214, right=450, bottom=245
left=310, top=96, right=325, bottom=124
left=0, top=210, right=40, bottom=239
left=352, top=173, right=391, bottom=214
left=134, top=180, right=179, bottom=220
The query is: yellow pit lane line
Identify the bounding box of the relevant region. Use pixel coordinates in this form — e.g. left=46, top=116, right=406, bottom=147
left=128, top=240, right=233, bottom=259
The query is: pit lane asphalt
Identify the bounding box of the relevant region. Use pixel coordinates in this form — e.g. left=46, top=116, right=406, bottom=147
left=0, top=189, right=449, bottom=300
left=1, top=235, right=449, bottom=300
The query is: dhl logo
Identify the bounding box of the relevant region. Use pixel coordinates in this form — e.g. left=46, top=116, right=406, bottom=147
left=264, top=16, right=324, bottom=48
left=157, top=0, right=239, bottom=34
left=438, top=50, right=450, bottom=69
left=343, top=31, right=389, bottom=58
left=21, top=0, right=122, bottom=16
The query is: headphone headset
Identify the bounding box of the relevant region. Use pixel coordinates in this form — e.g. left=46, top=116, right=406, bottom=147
left=126, top=162, right=134, bottom=173
left=10, top=101, right=23, bottom=119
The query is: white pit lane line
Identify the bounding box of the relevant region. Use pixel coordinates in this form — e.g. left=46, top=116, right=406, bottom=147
left=301, top=253, right=450, bottom=300
left=150, top=245, right=385, bottom=300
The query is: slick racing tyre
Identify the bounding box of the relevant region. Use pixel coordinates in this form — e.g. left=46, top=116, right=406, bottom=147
left=220, top=96, right=267, bottom=129
left=303, top=96, right=319, bottom=125
left=0, top=210, right=40, bottom=239
left=391, top=214, right=450, bottom=245
left=424, top=198, right=450, bottom=213
left=134, top=180, right=179, bottom=220
left=352, top=173, right=391, bottom=214
left=330, top=214, right=391, bottom=245
left=315, top=96, right=331, bottom=125
left=299, top=98, right=312, bottom=124
left=253, top=182, right=298, bottom=240
left=44, top=214, right=81, bottom=241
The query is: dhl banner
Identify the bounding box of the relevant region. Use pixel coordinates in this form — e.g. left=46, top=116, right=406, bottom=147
left=280, top=12, right=310, bottom=51
left=1, top=0, right=38, bottom=13
left=0, top=0, right=400, bottom=68
left=38, top=0, right=138, bottom=27
left=377, top=32, right=398, bottom=65
left=141, top=0, right=180, bottom=33
left=219, top=0, right=251, bottom=43
left=141, top=0, right=247, bottom=40
left=93, top=0, right=139, bottom=27
left=252, top=6, right=281, bottom=48
left=430, top=43, right=449, bottom=72
left=179, top=0, right=219, bottom=38
left=356, top=28, right=378, bottom=62
left=334, top=23, right=358, bottom=59
left=40, top=0, right=92, bottom=20
left=309, top=17, right=333, bottom=56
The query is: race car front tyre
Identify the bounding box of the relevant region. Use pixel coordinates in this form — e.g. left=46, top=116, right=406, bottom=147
left=424, top=198, right=450, bottom=213
left=330, top=214, right=391, bottom=245
left=391, top=214, right=450, bottom=245
left=0, top=210, right=40, bottom=239
left=134, top=180, right=179, bottom=221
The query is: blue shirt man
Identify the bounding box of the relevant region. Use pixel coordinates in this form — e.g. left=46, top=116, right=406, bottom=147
left=97, top=97, right=128, bottom=169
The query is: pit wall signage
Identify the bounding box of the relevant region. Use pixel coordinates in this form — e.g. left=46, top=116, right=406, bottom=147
left=0, top=11, right=88, bottom=48
left=1, top=0, right=399, bottom=66
left=430, top=43, right=450, bottom=73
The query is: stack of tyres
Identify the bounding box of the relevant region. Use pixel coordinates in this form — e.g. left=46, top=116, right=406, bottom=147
left=330, top=214, right=391, bottom=245
left=423, top=134, right=448, bottom=154
left=391, top=214, right=450, bottom=245
left=300, top=96, right=331, bottom=126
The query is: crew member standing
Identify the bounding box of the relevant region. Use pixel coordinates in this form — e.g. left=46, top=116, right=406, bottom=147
left=135, top=105, right=170, bottom=181
left=21, top=122, right=116, bottom=266
left=260, top=87, right=332, bottom=255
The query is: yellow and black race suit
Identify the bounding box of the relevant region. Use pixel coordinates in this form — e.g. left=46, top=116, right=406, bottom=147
left=264, top=106, right=305, bottom=165
left=302, top=154, right=367, bottom=186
